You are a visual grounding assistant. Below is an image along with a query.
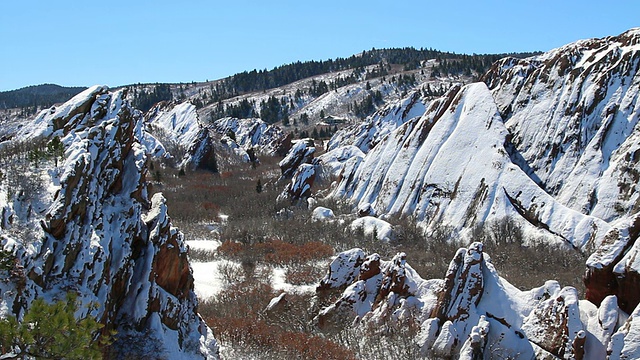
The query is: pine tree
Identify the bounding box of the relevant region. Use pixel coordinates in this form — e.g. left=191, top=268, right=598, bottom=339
left=46, top=137, right=65, bottom=167
left=0, top=293, right=108, bottom=359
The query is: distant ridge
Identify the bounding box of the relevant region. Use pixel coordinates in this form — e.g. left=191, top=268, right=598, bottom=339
left=0, top=83, right=87, bottom=109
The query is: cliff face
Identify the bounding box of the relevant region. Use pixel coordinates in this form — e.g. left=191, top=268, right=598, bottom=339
left=320, top=29, right=640, bottom=249
left=0, top=86, right=218, bottom=358
left=145, top=101, right=217, bottom=171
left=330, top=82, right=609, bottom=249
left=484, top=28, right=640, bottom=222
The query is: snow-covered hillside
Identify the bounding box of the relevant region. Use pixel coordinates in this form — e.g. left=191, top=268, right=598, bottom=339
left=329, top=82, right=609, bottom=249
left=326, top=89, right=428, bottom=153
left=212, top=117, right=285, bottom=156
left=145, top=101, right=217, bottom=171
left=303, top=28, right=640, bottom=360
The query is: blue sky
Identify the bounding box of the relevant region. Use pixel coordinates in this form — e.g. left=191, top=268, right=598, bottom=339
left=1, top=0, right=638, bottom=91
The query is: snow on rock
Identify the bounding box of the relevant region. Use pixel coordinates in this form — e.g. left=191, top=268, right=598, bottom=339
left=357, top=202, right=376, bottom=217
left=585, top=214, right=640, bottom=314
left=521, top=286, right=584, bottom=358
left=0, top=87, right=218, bottom=358
left=317, top=248, right=367, bottom=291
left=609, top=301, right=640, bottom=360
left=279, top=138, right=315, bottom=178
left=315, top=145, right=365, bottom=182
left=350, top=216, right=395, bottom=242
left=483, top=28, right=640, bottom=223
left=145, top=101, right=217, bottom=171
left=15, top=85, right=108, bottom=140
left=219, top=134, right=251, bottom=162
left=212, top=117, right=285, bottom=156
left=315, top=250, right=438, bottom=331
left=331, top=82, right=609, bottom=249
left=278, top=163, right=316, bottom=202
left=316, top=243, right=640, bottom=359
left=311, top=206, right=335, bottom=222
left=327, top=90, right=427, bottom=153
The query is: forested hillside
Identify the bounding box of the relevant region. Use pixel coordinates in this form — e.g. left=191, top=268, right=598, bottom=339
left=0, top=84, right=86, bottom=110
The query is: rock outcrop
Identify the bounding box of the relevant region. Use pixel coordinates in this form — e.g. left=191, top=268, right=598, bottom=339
left=145, top=101, right=217, bottom=171
left=327, top=90, right=427, bottom=153
left=316, top=244, right=636, bottom=360
left=483, top=28, right=640, bottom=222
left=279, top=138, right=315, bottom=179
left=329, top=82, right=609, bottom=249
left=585, top=214, right=640, bottom=313
left=212, top=117, right=285, bottom=156
left=0, top=86, right=218, bottom=358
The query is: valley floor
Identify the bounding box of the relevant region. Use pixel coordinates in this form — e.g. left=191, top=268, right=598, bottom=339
left=157, top=153, right=587, bottom=359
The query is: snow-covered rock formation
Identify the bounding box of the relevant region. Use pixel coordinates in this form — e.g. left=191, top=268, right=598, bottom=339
left=483, top=28, right=640, bottom=222
left=316, top=244, right=634, bottom=359
left=0, top=86, right=218, bottom=358
left=145, top=101, right=217, bottom=171
left=313, top=29, right=640, bottom=359
left=324, top=29, right=640, bottom=251
left=212, top=117, right=285, bottom=156
left=327, top=90, right=428, bottom=153
left=331, top=82, right=609, bottom=249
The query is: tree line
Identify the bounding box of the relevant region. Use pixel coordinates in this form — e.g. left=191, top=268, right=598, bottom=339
left=0, top=84, right=86, bottom=112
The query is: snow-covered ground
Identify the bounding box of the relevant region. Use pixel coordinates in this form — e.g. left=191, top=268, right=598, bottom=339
left=188, top=239, right=325, bottom=300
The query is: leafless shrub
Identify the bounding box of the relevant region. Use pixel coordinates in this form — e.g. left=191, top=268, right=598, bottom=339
left=285, top=263, right=326, bottom=286
left=217, top=261, right=245, bottom=284
left=472, top=217, right=587, bottom=294
left=187, top=247, right=217, bottom=262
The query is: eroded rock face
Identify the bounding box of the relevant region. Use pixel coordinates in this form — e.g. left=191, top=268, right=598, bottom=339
left=0, top=86, right=218, bottom=359
left=145, top=101, right=217, bottom=171
left=585, top=214, right=640, bottom=313
left=279, top=139, right=315, bottom=179
left=328, top=82, right=609, bottom=250
left=484, top=29, right=640, bottom=222
left=521, top=287, right=584, bottom=359
left=278, top=163, right=316, bottom=201
left=327, top=90, right=427, bottom=153
left=315, top=249, right=439, bottom=332
left=212, top=117, right=285, bottom=156
left=316, top=243, right=640, bottom=360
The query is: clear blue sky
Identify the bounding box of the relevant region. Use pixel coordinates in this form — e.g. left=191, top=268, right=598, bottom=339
left=1, top=0, right=638, bottom=91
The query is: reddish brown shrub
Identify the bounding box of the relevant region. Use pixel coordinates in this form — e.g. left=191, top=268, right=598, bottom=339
left=285, top=264, right=326, bottom=286
left=217, top=240, right=246, bottom=258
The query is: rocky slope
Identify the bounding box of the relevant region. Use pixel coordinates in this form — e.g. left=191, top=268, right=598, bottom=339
left=330, top=82, right=609, bottom=249
left=0, top=86, right=218, bottom=358
left=483, top=28, right=640, bottom=223
left=326, top=89, right=428, bottom=153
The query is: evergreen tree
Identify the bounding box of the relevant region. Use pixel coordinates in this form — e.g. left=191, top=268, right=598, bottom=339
left=300, top=112, right=309, bottom=125
left=0, top=293, right=108, bottom=359
left=46, top=137, right=65, bottom=167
